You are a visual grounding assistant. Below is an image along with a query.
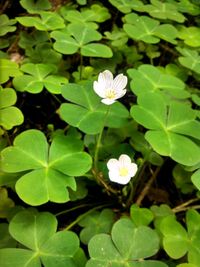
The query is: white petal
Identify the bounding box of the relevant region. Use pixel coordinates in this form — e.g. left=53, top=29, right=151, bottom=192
left=115, top=89, right=126, bottom=99
left=109, top=170, right=131, bottom=185
left=101, top=98, right=116, bottom=105
left=113, top=74, right=127, bottom=91
left=93, top=81, right=107, bottom=98
left=98, top=70, right=113, bottom=88
left=119, top=154, right=132, bottom=165
left=128, top=163, right=138, bottom=177
left=107, top=158, right=119, bottom=171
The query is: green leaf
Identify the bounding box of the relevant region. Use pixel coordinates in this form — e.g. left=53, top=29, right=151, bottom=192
left=0, top=88, right=24, bottom=130
left=127, top=64, right=189, bottom=99
left=131, top=92, right=200, bottom=166
left=160, top=216, right=188, bottom=259
left=0, top=59, right=21, bottom=84
left=108, top=0, right=144, bottom=13
left=13, top=63, right=67, bottom=94
left=79, top=209, right=115, bottom=244
left=0, top=188, right=14, bottom=218
left=178, top=26, right=200, bottom=47
left=0, top=223, right=16, bottom=248
left=130, top=204, right=154, bottom=226
left=16, top=12, right=65, bottom=31
left=191, top=169, right=200, bottom=191
left=0, top=210, right=80, bottom=267
left=177, top=47, right=200, bottom=74
left=20, top=0, right=52, bottom=13
left=60, top=83, right=129, bottom=134
left=0, top=15, right=16, bottom=36
left=1, top=130, right=92, bottom=205
left=144, top=0, right=185, bottom=22
left=81, top=43, right=113, bottom=58
left=124, top=13, right=178, bottom=44
left=87, top=218, right=166, bottom=267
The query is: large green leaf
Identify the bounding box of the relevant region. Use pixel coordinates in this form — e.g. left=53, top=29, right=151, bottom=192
left=108, top=0, right=144, bottom=13
left=0, top=59, right=21, bottom=84
left=60, top=83, right=129, bottom=134
left=13, top=63, right=67, bottom=94
left=1, top=130, right=92, bottom=205
left=178, top=26, right=200, bottom=47
left=131, top=92, right=200, bottom=166
left=127, top=64, right=189, bottom=100
left=124, top=13, right=178, bottom=44
left=0, top=210, right=80, bottom=267
left=87, top=218, right=167, bottom=267
left=81, top=43, right=113, bottom=58
left=0, top=87, right=24, bottom=130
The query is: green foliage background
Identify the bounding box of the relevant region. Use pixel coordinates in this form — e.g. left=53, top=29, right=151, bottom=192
left=0, top=0, right=200, bottom=266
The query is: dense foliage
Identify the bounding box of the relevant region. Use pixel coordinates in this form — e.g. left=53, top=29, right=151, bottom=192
left=0, top=0, right=200, bottom=266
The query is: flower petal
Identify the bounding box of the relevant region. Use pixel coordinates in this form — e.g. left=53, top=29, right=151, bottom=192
left=101, top=98, right=116, bottom=105
left=113, top=74, right=127, bottom=91
left=93, top=81, right=107, bottom=98
left=129, top=163, right=138, bottom=177
left=107, top=158, right=119, bottom=170
left=109, top=170, right=131, bottom=184
left=98, top=70, right=113, bottom=88
left=119, top=154, right=132, bottom=165
left=115, top=89, right=127, bottom=99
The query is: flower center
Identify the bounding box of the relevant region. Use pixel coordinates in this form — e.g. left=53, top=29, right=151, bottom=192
left=105, top=89, right=116, bottom=99
left=119, top=167, right=129, bottom=177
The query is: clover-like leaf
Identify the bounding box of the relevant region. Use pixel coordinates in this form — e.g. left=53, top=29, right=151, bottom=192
left=108, top=0, right=144, bottom=13
left=60, top=82, right=129, bottom=134
left=144, top=0, right=185, bottom=22
left=160, top=216, right=188, bottom=259
left=0, top=15, right=16, bottom=36
left=1, top=129, right=92, bottom=205
left=61, top=4, right=110, bottom=26
left=124, top=13, right=178, bottom=44
left=79, top=209, right=115, bottom=244
left=130, top=204, right=154, bottom=226
left=191, top=169, right=200, bottom=191
left=20, top=0, right=52, bottom=13
left=51, top=23, right=112, bottom=57
left=13, top=63, right=67, bottom=94
left=177, top=47, right=200, bottom=74
left=127, top=64, right=189, bottom=100
left=178, top=26, right=200, bottom=47
left=16, top=11, right=65, bottom=31
left=131, top=92, right=200, bottom=166
left=160, top=210, right=200, bottom=265
left=0, top=210, right=80, bottom=267
left=87, top=217, right=167, bottom=267
left=0, top=87, right=24, bottom=130
left=0, top=59, right=21, bottom=84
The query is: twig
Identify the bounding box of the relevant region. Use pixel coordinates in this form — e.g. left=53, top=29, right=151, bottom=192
left=172, top=197, right=199, bottom=213
left=135, top=166, right=161, bottom=206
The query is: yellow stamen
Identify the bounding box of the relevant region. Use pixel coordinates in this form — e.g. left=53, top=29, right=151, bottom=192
left=119, top=167, right=128, bottom=177
left=105, top=89, right=116, bottom=99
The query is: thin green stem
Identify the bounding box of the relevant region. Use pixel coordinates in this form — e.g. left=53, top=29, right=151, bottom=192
left=94, top=106, right=110, bottom=172
left=64, top=203, right=111, bottom=231
left=79, top=54, right=83, bottom=80
left=55, top=203, right=92, bottom=217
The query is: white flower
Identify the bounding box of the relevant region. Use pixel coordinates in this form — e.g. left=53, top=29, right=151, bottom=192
left=107, top=154, right=138, bottom=185
left=93, top=70, right=127, bottom=105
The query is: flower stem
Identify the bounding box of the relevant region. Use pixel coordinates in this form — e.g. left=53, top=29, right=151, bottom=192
left=94, top=106, right=110, bottom=172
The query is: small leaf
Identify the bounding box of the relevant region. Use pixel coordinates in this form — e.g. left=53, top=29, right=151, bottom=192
left=177, top=48, right=200, bottom=74
left=178, top=26, right=200, bottom=47
left=0, top=15, right=16, bottom=36
left=81, top=43, right=113, bottom=58
left=0, top=188, right=15, bottom=218
left=0, top=59, right=21, bottom=84
left=130, top=204, right=154, bottom=226
left=20, top=0, right=52, bottom=13
left=79, top=209, right=115, bottom=244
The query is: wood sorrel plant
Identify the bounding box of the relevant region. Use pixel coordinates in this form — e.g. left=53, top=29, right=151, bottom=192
left=0, top=0, right=200, bottom=266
